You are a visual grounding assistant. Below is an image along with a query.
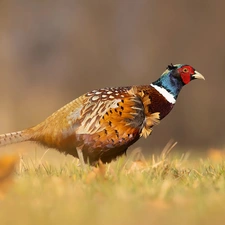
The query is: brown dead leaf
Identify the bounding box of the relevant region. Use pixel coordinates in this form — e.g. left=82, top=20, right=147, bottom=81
left=127, top=160, right=148, bottom=173
left=0, top=154, right=19, bottom=198
left=85, top=160, right=107, bottom=184
left=207, top=148, right=225, bottom=161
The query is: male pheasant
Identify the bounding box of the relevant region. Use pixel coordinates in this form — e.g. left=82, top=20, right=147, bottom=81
left=0, top=64, right=204, bottom=164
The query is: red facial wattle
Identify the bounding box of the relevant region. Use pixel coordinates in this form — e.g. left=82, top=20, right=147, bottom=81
left=179, top=65, right=195, bottom=84
left=181, top=73, right=191, bottom=84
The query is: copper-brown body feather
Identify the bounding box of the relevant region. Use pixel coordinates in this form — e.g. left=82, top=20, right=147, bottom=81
left=0, top=85, right=172, bottom=164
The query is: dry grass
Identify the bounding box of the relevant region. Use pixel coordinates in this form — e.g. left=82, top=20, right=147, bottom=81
left=0, top=143, right=225, bottom=225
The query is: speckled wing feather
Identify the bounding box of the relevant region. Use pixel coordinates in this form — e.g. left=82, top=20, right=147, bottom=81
left=70, top=86, right=160, bottom=149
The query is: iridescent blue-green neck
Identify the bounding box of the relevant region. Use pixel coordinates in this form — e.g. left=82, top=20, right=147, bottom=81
left=152, top=70, right=184, bottom=99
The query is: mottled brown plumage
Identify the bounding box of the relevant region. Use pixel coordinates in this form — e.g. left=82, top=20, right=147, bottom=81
left=33, top=85, right=161, bottom=163
left=0, top=64, right=204, bottom=164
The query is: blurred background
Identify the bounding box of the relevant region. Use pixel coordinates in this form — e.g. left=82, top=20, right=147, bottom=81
left=0, top=0, right=224, bottom=157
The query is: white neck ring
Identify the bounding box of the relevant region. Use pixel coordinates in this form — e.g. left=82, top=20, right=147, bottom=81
left=150, top=84, right=176, bottom=104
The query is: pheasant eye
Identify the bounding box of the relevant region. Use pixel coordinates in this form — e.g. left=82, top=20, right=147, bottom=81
left=183, top=68, right=189, bottom=73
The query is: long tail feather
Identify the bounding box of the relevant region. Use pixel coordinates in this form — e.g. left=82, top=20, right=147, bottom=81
left=0, top=130, right=32, bottom=147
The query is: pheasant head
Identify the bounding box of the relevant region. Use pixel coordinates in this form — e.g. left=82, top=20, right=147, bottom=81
left=152, top=64, right=205, bottom=100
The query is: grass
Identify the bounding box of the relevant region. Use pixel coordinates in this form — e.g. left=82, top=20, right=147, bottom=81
left=1, top=143, right=225, bottom=225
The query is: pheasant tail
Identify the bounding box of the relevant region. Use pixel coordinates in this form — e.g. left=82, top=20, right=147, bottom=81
left=0, top=130, right=32, bottom=147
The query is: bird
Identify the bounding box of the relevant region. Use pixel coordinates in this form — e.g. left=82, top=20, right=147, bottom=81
left=0, top=64, right=204, bottom=165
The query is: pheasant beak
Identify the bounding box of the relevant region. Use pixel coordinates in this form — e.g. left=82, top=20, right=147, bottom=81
left=192, top=71, right=205, bottom=80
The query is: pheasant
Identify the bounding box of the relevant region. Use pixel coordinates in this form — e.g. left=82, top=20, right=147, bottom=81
left=0, top=64, right=204, bottom=165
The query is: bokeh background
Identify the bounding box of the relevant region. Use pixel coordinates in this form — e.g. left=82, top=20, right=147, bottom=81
left=0, top=0, right=224, bottom=156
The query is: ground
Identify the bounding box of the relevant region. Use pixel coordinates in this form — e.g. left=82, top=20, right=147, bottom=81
left=0, top=143, right=225, bottom=225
